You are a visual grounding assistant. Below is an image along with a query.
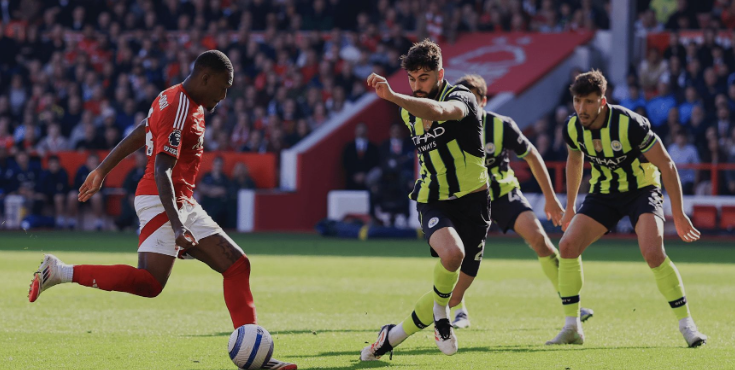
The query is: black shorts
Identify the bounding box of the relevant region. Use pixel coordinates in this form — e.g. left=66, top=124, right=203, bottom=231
left=490, top=188, right=533, bottom=233
left=417, top=189, right=491, bottom=277
left=578, top=185, right=665, bottom=232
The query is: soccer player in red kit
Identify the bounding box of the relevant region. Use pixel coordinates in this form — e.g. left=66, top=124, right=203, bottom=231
left=27, top=50, right=297, bottom=370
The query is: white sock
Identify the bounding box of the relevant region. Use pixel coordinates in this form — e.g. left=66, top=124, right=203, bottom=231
left=59, top=264, right=74, bottom=283
left=679, top=317, right=695, bottom=330
left=387, top=323, right=408, bottom=347
left=433, top=302, right=449, bottom=321
left=565, top=316, right=581, bottom=328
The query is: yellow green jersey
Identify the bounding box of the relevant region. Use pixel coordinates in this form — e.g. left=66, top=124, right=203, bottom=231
left=483, top=111, right=532, bottom=201
left=563, top=104, right=661, bottom=194
left=400, top=80, right=488, bottom=203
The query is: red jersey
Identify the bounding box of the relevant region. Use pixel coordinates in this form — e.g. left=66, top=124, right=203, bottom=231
left=136, top=84, right=205, bottom=203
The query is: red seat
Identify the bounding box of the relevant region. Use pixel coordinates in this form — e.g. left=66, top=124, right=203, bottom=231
left=720, top=206, right=735, bottom=231
left=692, top=205, right=718, bottom=230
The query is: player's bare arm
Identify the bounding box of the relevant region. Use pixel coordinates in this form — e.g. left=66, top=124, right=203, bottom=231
left=154, top=153, right=197, bottom=249
left=524, top=145, right=564, bottom=226
left=643, top=142, right=701, bottom=242
left=367, top=73, right=467, bottom=122
left=78, top=119, right=147, bottom=202
left=562, top=146, right=585, bottom=231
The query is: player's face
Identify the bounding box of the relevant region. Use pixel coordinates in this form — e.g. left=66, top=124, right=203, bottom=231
left=468, top=88, right=487, bottom=109
left=408, top=68, right=443, bottom=99
left=573, top=93, right=606, bottom=127
left=203, top=71, right=233, bottom=113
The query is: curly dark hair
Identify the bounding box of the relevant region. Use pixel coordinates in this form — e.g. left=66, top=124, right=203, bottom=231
left=400, top=39, right=443, bottom=72
left=569, top=69, right=607, bottom=97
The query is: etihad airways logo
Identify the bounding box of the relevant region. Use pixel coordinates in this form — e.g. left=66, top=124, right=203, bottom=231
left=586, top=154, right=627, bottom=169
left=412, top=127, right=446, bottom=153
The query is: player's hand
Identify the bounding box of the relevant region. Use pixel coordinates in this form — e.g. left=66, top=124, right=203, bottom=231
left=367, top=73, right=396, bottom=101
left=78, top=168, right=106, bottom=202
left=544, top=197, right=565, bottom=227
left=561, top=208, right=576, bottom=232
left=175, top=226, right=198, bottom=249
left=673, top=214, right=701, bottom=242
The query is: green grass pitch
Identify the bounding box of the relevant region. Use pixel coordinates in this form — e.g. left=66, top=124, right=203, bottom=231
left=1, top=232, right=734, bottom=369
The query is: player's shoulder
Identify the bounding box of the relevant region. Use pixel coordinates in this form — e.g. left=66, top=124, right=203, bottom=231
left=609, top=104, right=649, bottom=128
left=484, top=110, right=516, bottom=126
left=155, top=84, right=189, bottom=113
left=563, top=112, right=579, bottom=127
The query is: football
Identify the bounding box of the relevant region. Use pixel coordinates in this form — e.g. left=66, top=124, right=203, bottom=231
left=228, top=324, right=274, bottom=369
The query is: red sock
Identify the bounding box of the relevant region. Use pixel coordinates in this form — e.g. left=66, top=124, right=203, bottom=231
left=73, top=265, right=163, bottom=298
left=223, top=255, right=257, bottom=328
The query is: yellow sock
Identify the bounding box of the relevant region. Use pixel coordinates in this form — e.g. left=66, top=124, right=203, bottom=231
left=651, top=257, right=691, bottom=320
left=558, top=257, right=583, bottom=317
left=538, top=251, right=561, bottom=294
left=433, top=259, right=459, bottom=307
left=400, top=291, right=434, bottom=336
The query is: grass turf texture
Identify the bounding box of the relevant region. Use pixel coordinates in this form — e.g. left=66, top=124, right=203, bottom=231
left=1, top=232, right=733, bottom=369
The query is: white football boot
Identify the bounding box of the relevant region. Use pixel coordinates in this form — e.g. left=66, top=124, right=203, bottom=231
left=28, top=254, right=69, bottom=302
left=360, top=324, right=395, bottom=361
left=580, top=307, right=594, bottom=323
left=680, top=323, right=707, bottom=348
left=545, top=325, right=585, bottom=345
left=451, top=310, right=470, bottom=329
left=434, top=318, right=458, bottom=355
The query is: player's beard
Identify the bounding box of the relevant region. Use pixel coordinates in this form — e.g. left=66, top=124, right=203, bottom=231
left=412, top=84, right=440, bottom=99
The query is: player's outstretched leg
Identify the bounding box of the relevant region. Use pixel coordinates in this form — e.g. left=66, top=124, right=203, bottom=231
left=361, top=292, right=433, bottom=361
left=637, top=215, right=707, bottom=348
left=514, top=211, right=595, bottom=323
left=29, top=253, right=168, bottom=302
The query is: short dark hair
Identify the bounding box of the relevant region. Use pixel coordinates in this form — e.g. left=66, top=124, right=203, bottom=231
left=570, top=69, right=607, bottom=97
left=48, top=154, right=60, bottom=162
left=455, top=74, right=487, bottom=98
left=193, top=50, right=233, bottom=74
left=400, top=39, right=442, bottom=72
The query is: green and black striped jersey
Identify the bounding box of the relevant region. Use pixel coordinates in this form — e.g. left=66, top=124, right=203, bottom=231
left=563, top=104, right=661, bottom=194
left=483, top=111, right=532, bottom=201
left=401, top=80, right=488, bottom=203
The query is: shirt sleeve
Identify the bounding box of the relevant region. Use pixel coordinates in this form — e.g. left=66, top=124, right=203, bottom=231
left=444, top=89, right=475, bottom=119
left=503, top=117, right=532, bottom=158
left=153, top=91, right=189, bottom=159
left=562, top=116, right=580, bottom=151
left=628, top=113, right=658, bottom=153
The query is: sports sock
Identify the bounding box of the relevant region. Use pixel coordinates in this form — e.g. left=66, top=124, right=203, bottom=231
left=432, top=259, right=459, bottom=320
left=651, top=257, right=691, bottom=321
left=387, top=323, right=409, bottom=347
left=223, top=255, right=257, bottom=328
left=451, top=298, right=465, bottom=310
left=558, top=257, right=583, bottom=318
left=73, top=264, right=162, bottom=298
left=538, top=250, right=561, bottom=294
left=397, top=291, right=434, bottom=341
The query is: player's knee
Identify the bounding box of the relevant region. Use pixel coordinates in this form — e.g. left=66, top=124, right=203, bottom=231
left=641, top=247, right=666, bottom=268
left=558, top=237, right=581, bottom=258
left=526, top=232, right=552, bottom=254
left=443, top=246, right=464, bottom=270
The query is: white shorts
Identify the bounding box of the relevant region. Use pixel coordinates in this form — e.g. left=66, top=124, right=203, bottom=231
left=135, top=195, right=224, bottom=257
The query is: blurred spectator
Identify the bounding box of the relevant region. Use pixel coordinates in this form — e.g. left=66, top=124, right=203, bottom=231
left=639, top=48, right=668, bottom=92
left=679, top=86, right=702, bottom=125
left=198, top=156, right=229, bottom=227
left=35, top=155, right=69, bottom=228
left=367, top=123, right=413, bottom=226
left=668, top=130, right=700, bottom=195
left=66, top=153, right=104, bottom=230
left=5, top=150, right=38, bottom=200
left=343, top=122, right=378, bottom=190
left=698, top=137, right=729, bottom=195
left=646, top=81, right=677, bottom=130
left=285, top=119, right=311, bottom=147
left=37, top=123, right=69, bottom=155
left=620, top=83, right=646, bottom=112
left=114, top=150, right=146, bottom=231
